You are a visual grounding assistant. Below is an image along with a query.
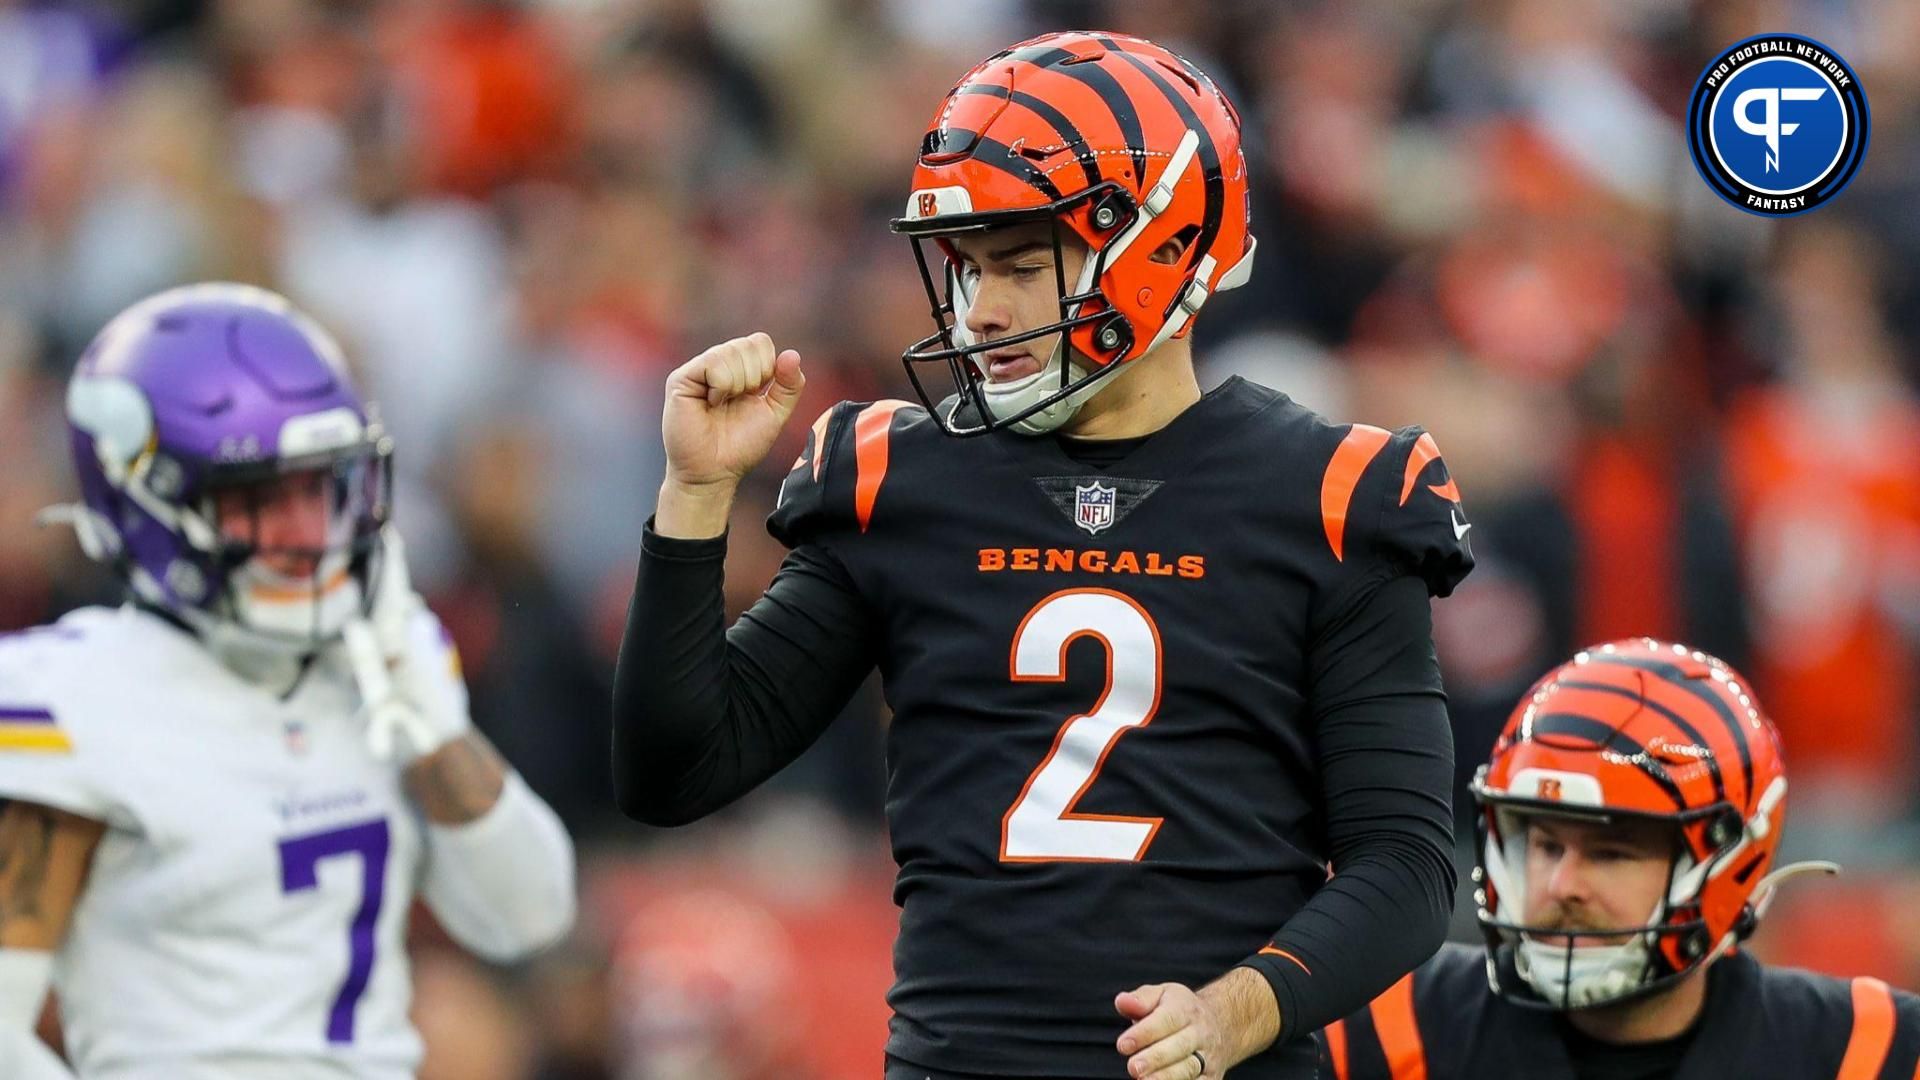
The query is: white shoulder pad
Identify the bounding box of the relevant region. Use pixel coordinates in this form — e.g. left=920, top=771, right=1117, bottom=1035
left=0, top=611, right=139, bottom=823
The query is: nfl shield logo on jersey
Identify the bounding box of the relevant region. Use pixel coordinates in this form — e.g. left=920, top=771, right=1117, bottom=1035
left=1074, top=481, right=1116, bottom=536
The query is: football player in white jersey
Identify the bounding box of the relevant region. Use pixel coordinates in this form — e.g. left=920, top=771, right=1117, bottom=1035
left=0, top=284, right=578, bottom=1079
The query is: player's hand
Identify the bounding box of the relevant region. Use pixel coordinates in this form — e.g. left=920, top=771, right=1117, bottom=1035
left=661, top=332, right=805, bottom=491
left=342, top=527, right=472, bottom=765
left=1116, top=983, right=1227, bottom=1079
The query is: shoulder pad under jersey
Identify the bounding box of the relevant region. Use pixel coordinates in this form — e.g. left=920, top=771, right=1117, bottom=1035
left=767, top=399, right=923, bottom=548
left=1316, top=423, right=1475, bottom=597
left=0, top=609, right=149, bottom=823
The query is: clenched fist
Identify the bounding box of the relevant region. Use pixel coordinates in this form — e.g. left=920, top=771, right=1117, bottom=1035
left=655, top=333, right=805, bottom=538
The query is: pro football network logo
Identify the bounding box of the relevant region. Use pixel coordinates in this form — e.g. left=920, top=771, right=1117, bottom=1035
left=1687, top=33, right=1869, bottom=216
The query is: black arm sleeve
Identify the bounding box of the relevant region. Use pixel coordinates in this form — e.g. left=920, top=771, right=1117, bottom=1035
left=611, top=521, right=880, bottom=826
left=1240, top=570, right=1457, bottom=1043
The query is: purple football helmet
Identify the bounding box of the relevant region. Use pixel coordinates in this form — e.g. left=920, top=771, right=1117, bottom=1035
left=60, top=283, right=393, bottom=651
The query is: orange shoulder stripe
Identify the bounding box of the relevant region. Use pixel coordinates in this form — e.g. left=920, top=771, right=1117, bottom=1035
left=1836, top=977, right=1896, bottom=1080
left=853, top=400, right=912, bottom=533
left=1321, top=424, right=1391, bottom=562
left=1323, top=1018, right=1351, bottom=1080
left=1368, top=971, right=1427, bottom=1080
left=1399, top=432, right=1442, bottom=506
left=1399, top=431, right=1461, bottom=505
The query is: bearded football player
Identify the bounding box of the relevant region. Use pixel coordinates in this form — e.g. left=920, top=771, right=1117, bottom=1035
left=0, top=285, right=576, bottom=1079
left=1320, top=639, right=1920, bottom=1080
left=615, top=31, right=1474, bottom=1080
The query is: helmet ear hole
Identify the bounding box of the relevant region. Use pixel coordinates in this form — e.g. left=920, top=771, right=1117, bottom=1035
left=1153, top=224, right=1201, bottom=267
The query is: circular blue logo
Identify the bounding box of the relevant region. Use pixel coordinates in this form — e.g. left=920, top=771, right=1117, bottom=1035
left=1688, top=34, right=1869, bottom=216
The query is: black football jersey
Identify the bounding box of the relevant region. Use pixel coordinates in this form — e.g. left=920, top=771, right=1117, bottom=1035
left=767, top=377, right=1473, bottom=1078
left=1322, top=943, right=1920, bottom=1080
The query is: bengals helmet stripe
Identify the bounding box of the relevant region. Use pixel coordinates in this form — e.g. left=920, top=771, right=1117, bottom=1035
left=933, top=132, right=1064, bottom=201
left=1096, top=36, right=1226, bottom=280
left=1526, top=712, right=1688, bottom=809
left=1007, top=43, right=1148, bottom=180
left=958, top=85, right=1105, bottom=191
left=1589, top=652, right=1756, bottom=801
left=1557, top=676, right=1727, bottom=803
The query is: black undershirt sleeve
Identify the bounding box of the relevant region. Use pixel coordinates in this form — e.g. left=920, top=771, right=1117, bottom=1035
left=1239, top=569, right=1458, bottom=1043
left=611, top=520, right=879, bottom=826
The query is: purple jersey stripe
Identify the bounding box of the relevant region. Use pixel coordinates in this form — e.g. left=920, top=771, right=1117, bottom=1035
left=0, top=707, right=54, bottom=724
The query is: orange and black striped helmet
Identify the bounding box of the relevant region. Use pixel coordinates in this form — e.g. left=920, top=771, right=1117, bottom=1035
left=890, top=30, right=1256, bottom=436
left=1471, top=639, right=1830, bottom=1010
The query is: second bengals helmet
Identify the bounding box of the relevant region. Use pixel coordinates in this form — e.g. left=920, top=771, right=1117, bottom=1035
left=891, top=31, right=1256, bottom=437
left=1471, top=639, right=1836, bottom=1010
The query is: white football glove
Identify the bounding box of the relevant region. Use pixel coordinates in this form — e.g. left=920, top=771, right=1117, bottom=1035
left=342, top=527, right=473, bottom=765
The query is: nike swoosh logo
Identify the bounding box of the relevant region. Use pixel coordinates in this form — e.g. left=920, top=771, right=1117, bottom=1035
left=1452, top=508, right=1472, bottom=540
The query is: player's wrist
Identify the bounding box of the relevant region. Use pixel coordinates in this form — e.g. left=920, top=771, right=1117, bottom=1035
left=403, top=732, right=506, bottom=824
left=1200, top=966, right=1282, bottom=1066
left=655, top=476, right=739, bottom=539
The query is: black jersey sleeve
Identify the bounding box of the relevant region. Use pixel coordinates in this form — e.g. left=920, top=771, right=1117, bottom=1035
left=610, top=517, right=880, bottom=825
left=1238, top=568, right=1457, bottom=1042
left=614, top=400, right=899, bottom=825
left=1378, top=427, right=1473, bottom=597
left=1323, top=424, right=1474, bottom=598
left=767, top=399, right=915, bottom=549
left=1234, top=420, right=1470, bottom=1043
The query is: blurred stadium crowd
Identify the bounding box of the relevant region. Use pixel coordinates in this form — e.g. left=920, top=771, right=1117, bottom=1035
left=2, top=0, right=1918, bottom=1076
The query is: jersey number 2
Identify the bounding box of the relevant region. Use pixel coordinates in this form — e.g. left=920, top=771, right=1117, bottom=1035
left=278, top=818, right=391, bottom=1044
left=1002, top=588, right=1164, bottom=862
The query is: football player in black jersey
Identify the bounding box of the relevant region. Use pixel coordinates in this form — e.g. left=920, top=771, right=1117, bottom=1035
left=615, top=31, right=1474, bottom=1080
left=1320, top=639, right=1920, bottom=1080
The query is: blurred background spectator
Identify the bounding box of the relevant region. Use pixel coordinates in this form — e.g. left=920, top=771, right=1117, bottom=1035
left=2, top=0, right=1916, bottom=1075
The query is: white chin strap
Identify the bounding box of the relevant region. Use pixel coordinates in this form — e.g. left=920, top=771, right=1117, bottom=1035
left=1515, top=915, right=1660, bottom=1009
left=227, top=549, right=363, bottom=643
left=982, top=355, right=1099, bottom=435
left=1511, top=856, right=1841, bottom=1009
left=948, top=262, right=1101, bottom=436
left=182, top=549, right=364, bottom=689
